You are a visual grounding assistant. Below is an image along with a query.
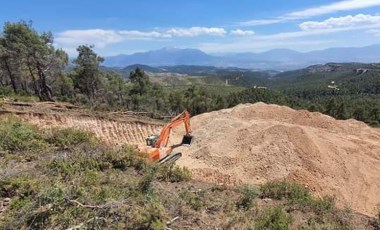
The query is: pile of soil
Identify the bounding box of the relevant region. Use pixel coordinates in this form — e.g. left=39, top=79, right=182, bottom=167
left=174, top=103, right=380, bottom=216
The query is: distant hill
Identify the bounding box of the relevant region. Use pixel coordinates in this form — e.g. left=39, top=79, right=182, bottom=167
left=271, top=62, right=380, bottom=96
left=103, top=45, right=380, bottom=70
left=104, top=47, right=218, bottom=67
left=122, top=64, right=166, bottom=74
left=104, top=64, right=276, bottom=81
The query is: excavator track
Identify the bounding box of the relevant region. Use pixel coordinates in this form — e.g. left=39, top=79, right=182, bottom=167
left=159, top=152, right=182, bottom=164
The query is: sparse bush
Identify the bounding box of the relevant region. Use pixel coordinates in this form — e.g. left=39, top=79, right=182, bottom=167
left=38, top=183, right=66, bottom=206
left=157, top=163, right=192, bottom=182
left=301, top=209, right=353, bottom=230
left=255, top=207, right=292, bottom=230
left=0, top=176, right=40, bottom=197
left=47, top=145, right=148, bottom=179
left=104, top=146, right=147, bottom=171
left=236, top=184, right=259, bottom=210
left=48, top=155, right=109, bottom=178
left=46, top=128, right=98, bottom=150
left=310, top=196, right=335, bottom=214
left=0, top=116, right=48, bottom=153
left=180, top=189, right=205, bottom=211
left=126, top=200, right=167, bottom=230
left=260, top=181, right=311, bottom=205
left=138, top=166, right=157, bottom=195
left=223, top=209, right=256, bottom=229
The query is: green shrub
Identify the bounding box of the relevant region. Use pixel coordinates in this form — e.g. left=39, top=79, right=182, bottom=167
left=0, top=176, right=40, bottom=197
left=255, top=207, right=292, bottom=230
left=104, top=146, right=147, bottom=171
left=0, top=116, right=47, bottom=153
left=138, top=166, right=157, bottom=195
left=236, top=185, right=259, bottom=210
left=157, top=163, right=192, bottom=182
left=310, top=196, right=335, bottom=214
left=126, top=200, right=167, bottom=230
left=260, top=181, right=311, bottom=204
left=180, top=189, right=205, bottom=211
left=301, top=210, right=353, bottom=230
left=223, top=209, right=256, bottom=229
left=48, top=156, right=109, bottom=178
left=37, top=183, right=66, bottom=206
left=46, top=128, right=98, bottom=150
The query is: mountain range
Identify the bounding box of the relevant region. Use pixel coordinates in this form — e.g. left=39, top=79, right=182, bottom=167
left=103, top=45, right=380, bottom=70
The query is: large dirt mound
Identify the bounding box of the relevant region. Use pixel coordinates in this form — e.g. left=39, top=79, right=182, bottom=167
left=174, top=103, right=380, bottom=216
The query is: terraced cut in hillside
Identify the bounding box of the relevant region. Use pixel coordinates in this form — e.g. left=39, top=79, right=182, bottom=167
left=0, top=102, right=162, bottom=146
left=173, top=103, right=380, bottom=216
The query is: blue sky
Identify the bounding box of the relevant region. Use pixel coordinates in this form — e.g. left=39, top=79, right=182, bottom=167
left=2, top=0, right=380, bottom=56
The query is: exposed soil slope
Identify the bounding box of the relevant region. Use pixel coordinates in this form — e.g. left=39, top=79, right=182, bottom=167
left=174, top=103, right=380, bottom=216
left=0, top=101, right=162, bottom=146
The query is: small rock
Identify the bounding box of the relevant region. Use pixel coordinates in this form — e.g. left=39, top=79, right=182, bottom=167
left=263, top=198, right=272, bottom=203
left=3, top=198, right=10, bottom=202
left=3, top=202, right=9, bottom=207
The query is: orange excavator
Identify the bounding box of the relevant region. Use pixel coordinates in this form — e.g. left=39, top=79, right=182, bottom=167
left=140, top=109, right=193, bottom=164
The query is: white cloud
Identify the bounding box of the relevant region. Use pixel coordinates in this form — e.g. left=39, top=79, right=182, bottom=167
left=239, top=19, right=283, bottom=26
left=166, top=27, right=226, bottom=37
left=56, top=27, right=227, bottom=49
left=118, top=30, right=170, bottom=38
left=367, top=28, right=380, bottom=35
left=300, top=14, right=380, bottom=30
left=230, top=29, right=255, bottom=36
left=55, top=27, right=228, bottom=55
left=55, top=29, right=123, bottom=48
left=286, top=0, right=380, bottom=19
left=239, top=0, right=380, bottom=26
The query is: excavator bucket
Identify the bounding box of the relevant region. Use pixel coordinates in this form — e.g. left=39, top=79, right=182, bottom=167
left=181, top=135, right=194, bottom=146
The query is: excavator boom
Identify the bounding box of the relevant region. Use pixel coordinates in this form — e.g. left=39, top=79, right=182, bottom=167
left=142, top=109, right=193, bottom=163
left=155, top=110, right=192, bottom=148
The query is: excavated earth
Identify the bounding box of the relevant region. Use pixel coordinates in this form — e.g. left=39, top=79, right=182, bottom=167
left=0, top=101, right=162, bottom=146
left=173, top=103, right=380, bottom=216
left=2, top=101, right=380, bottom=216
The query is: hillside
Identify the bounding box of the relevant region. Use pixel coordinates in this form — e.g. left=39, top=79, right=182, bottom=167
left=2, top=101, right=380, bottom=216
left=0, top=101, right=379, bottom=229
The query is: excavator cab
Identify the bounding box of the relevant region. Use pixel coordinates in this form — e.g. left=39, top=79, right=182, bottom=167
left=181, top=134, right=194, bottom=146
left=146, top=135, right=159, bottom=147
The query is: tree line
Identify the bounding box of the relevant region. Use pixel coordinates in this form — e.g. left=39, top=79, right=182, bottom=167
left=0, top=21, right=379, bottom=126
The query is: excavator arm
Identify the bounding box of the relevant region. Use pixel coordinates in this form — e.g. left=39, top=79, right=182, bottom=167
left=141, top=109, right=193, bottom=163
left=154, top=109, right=192, bottom=148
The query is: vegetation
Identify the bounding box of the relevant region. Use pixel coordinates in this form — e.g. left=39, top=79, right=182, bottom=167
left=255, top=207, right=292, bottom=230
left=0, top=116, right=47, bottom=153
